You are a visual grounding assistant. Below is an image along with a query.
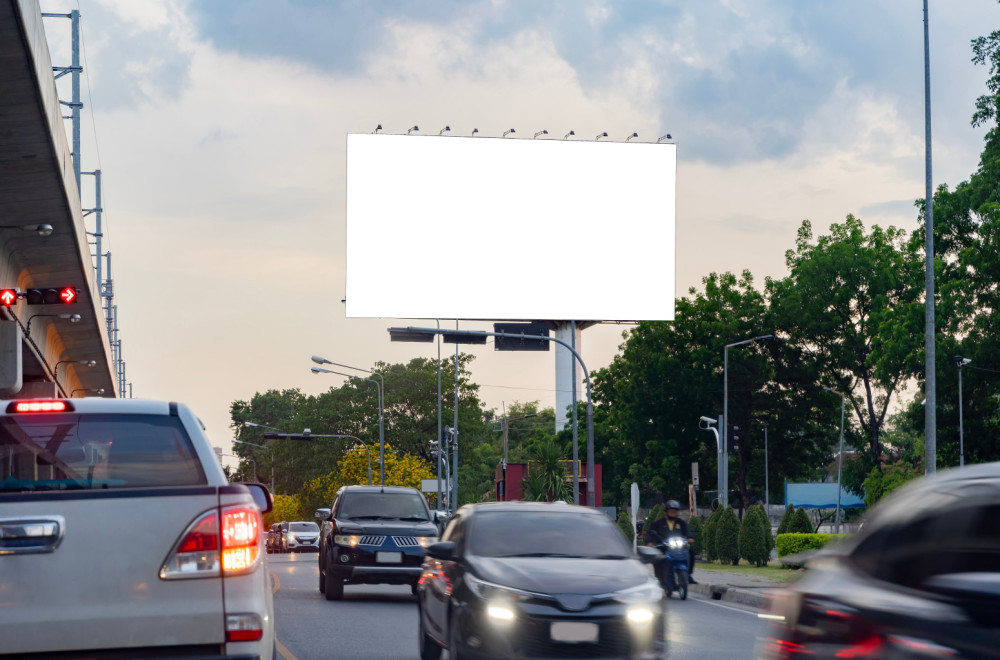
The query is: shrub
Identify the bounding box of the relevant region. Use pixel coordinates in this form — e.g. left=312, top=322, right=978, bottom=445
left=776, top=503, right=794, bottom=536
left=689, top=515, right=704, bottom=558
left=775, top=533, right=850, bottom=559
left=738, top=505, right=769, bottom=567
left=616, top=510, right=635, bottom=545
left=762, top=506, right=775, bottom=555
left=790, top=507, right=814, bottom=534
left=704, top=505, right=723, bottom=562
left=716, top=506, right=741, bottom=565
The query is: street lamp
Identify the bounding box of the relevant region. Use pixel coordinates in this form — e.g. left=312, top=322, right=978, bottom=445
left=595, top=132, right=607, bottom=141
left=71, top=388, right=104, bottom=397
left=625, top=132, right=638, bottom=142
left=0, top=223, right=53, bottom=236
left=233, top=439, right=275, bottom=493
left=564, top=130, right=575, bottom=139
left=407, top=126, right=419, bottom=134
left=388, top=325, right=599, bottom=506
left=823, top=386, right=846, bottom=533
left=27, top=313, right=81, bottom=335
left=533, top=130, right=548, bottom=138
left=311, top=362, right=384, bottom=484
left=502, top=129, right=516, bottom=137
left=657, top=134, right=673, bottom=143
left=955, top=356, right=971, bottom=467
left=723, top=334, right=774, bottom=509
left=438, top=126, right=451, bottom=135
left=263, top=430, right=373, bottom=486
left=54, top=358, right=95, bottom=380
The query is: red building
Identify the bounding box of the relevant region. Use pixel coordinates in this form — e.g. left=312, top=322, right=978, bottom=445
left=495, top=461, right=602, bottom=506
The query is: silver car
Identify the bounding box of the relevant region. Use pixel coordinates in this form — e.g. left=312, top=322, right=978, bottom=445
left=283, top=521, right=320, bottom=552
left=0, top=398, right=275, bottom=658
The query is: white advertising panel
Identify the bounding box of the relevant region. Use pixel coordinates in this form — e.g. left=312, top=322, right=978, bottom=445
left=346, top=134, right=675, bottom=321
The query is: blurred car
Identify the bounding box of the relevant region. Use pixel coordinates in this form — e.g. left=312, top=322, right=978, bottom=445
left=416, top=501, right=666, bottom=660
left=759, top=461, right=1000, bottom=659
left=317, top=485, right=439, bottom=600
left=283, top=521, right=320, bottom=552
left=266, top=522, right=283, bottom=553
left=0, top=398, right=275, bottom=658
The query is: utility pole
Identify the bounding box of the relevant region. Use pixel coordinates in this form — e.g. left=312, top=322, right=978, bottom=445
left=923, top=0, right=937, bottom=474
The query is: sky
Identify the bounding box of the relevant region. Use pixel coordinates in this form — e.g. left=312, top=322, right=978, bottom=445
left=38, top=0, right=1000, bottom=463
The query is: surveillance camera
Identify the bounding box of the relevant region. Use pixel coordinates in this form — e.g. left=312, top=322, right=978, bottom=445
left=699, top=416, right=717, bottom=425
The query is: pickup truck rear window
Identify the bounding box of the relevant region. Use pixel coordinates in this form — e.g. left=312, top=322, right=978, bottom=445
left=0, top=414, right=207, bottom=491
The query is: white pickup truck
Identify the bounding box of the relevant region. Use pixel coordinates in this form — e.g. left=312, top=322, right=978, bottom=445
left=0, top=397, right=275, bottom=659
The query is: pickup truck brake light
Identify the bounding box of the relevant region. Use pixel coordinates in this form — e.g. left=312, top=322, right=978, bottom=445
left=8, top=400, right=73, bottom=413
left=161, top=506, right=262, bottom=580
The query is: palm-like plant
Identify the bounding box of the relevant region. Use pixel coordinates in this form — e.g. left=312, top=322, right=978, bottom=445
left=521, top=438, right=572, bottom=502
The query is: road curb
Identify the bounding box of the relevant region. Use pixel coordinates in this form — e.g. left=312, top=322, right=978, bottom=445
left=688, top=581, right=771, bottom=609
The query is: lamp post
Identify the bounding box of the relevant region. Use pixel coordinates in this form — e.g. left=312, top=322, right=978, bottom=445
left=823, top=387, right=846, bottom=533
left=0, top=223, right=54, bottom=236
left=27, top=314, right=81, bottom=336
left=495, top=409, right=538, bottom=501
left=54, top=358, right=94, bottom=380
left=71, top=388, right=104, bottom=397
left=723, top=335, right=774, bottom=509
left=233, top=439, right=275, bottom=493
left=263, top=430, right=372, bottom=486
left=955, top=356, right=971, bottom=467
left=311, top=357, right=384, bottom=484
left=388, top=325, right=598, bottom=506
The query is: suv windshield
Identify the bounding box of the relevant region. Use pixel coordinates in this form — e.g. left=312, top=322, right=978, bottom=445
left=338, top=491, right=430, bottom=521
left=290, top=522, right=319, bottom=532
left=0, top=414, right=206, bottom=491
left=469, top=511, right=632, bottom=558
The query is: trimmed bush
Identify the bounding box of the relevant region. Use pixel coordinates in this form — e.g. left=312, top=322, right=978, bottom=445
left=790, top=507, right=814, bottom=534
left=762, top=507, right=775, bottom=555
left=775, top=533, right=849, bottom=558
left=716, top=506, right=741, bottom=565
left=689, top=515, right=704, bottom=558
left=704, top=505, right=723, bottom=562
left=776, top=504, right=795, bottom=536
left=616, top=510, right=635, bottom=545
left=738, top=505, right=769, bottom=567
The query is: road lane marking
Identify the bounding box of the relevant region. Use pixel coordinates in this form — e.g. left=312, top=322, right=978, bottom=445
left=268, top=569, right=299, bottom=660
left=688, top=594, right=759, bottom=616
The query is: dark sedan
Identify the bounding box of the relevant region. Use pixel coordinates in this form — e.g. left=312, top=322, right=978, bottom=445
left=759, top=461, right=1000, bottom=659
left=417, top=501, right=666, bottom=660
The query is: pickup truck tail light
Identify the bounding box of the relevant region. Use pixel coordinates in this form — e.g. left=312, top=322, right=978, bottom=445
left=226, top=613, right=263, bottom=642
left=161, top=506, right=262, bottom=579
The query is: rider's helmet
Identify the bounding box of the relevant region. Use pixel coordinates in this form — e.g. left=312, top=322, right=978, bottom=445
left=665, top=500, right=681, bottom=510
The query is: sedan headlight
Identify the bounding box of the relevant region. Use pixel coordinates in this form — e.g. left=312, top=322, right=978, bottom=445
left=613, top=580, right=663, bottom=604
left=417, top=536, right=439, bottom=548
left=466, top=573, right=535, bottom=602
left=334, top=535, right=361, bottom=547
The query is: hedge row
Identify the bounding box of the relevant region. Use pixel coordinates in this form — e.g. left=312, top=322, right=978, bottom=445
left=775, top=532, right=849, bottom=557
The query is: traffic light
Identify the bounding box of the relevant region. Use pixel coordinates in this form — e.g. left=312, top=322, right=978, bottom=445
left=25, top=287, right=78, bottom=305
left=727, top=424, right=741, bottom=454
left=0, top=289, right=16, bottom=307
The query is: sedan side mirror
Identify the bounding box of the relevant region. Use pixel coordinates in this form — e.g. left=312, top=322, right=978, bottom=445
left=636, top=545, right=664, bottom=564
left=426, top=541, right=456, bottom=561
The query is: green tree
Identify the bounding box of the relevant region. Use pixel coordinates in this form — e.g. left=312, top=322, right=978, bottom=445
left=716, top=506, right=741, bottom=566
left=521, top=437, right=571, bottom=502
left=767, top=215, right=925, bottom=478
left=617, top=510, right=636, bottom=545
left=689, top=515, right=704, bottom=558
left=738, top=505, right=769, bottom=567
left=790, top=507, right=814, bottom=534
left=863, top=461, right=920, bottom=509
left=776, top=504, right=795, bottom=536
left=704, top=505, right=722, bottom=562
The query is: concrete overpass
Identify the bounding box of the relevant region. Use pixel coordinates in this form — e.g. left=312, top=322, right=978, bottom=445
left=0, top=0, right=116, bottom=398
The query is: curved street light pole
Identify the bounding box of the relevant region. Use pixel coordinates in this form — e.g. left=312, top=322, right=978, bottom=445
left=388, top=326, right=598, bottom=506
left=723, top=334, right=774, bottom=510
left=823, top=387, right=846, bottom=533
left=310, top=366, right=383, bottom=483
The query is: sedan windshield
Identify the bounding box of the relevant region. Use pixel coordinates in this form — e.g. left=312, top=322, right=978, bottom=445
left=290, top=522, right=319, bottom=532
left=338, top=492, right=430, bottom=521
left=469, top=511, right=632, bottom=558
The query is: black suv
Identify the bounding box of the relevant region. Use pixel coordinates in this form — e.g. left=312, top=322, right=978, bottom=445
left=317, top=485, right=439, bottom=600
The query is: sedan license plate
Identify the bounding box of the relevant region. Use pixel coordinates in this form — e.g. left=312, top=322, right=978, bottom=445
left=550, top=622, right=599, bottom=643
left=376, top=551, right=402, bottom=563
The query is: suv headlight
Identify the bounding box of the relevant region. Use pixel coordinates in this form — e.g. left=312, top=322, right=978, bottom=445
left=613, top=580, right=663, bottom=604
left=417, top=536, right=439, bottom=548
left=334, top=535, right=361, bottom=547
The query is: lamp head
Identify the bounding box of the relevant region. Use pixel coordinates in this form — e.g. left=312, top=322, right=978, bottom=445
left=472, top=128, right=479, bottom=136
left=564, top=130, right=575, bottom=139
left=373, top=124, right=382, bottom=134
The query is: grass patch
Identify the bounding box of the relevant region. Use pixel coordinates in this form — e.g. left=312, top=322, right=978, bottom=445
left=694, top=560, right=803, bottom=583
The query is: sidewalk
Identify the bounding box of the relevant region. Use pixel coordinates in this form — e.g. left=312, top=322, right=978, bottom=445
left=685, top=564, right=793, bottom=610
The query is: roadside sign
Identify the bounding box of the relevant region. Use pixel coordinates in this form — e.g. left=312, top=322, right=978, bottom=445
left=630, top=482, right=640, bottom=550
left=692, top=461, right=699, bottom=488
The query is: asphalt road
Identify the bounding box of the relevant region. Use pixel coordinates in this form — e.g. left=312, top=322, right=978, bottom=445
left=268, top=552, right=766, bottom=659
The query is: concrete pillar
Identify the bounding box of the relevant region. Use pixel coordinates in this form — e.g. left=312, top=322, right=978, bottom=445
left=553, top=323, right=582, bottom=431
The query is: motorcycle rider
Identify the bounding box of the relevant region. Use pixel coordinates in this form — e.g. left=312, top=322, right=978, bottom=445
left=644, top=500, right=697, bottom=584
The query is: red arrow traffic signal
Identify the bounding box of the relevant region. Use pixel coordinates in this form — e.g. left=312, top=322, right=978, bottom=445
left=0, top=289, right=16, bottom=306
left=60, top=287, right=77, bottom=304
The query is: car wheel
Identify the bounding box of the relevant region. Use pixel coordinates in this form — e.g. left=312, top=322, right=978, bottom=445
left=411, top=581, right=419, bottom=597
left=418, top=601, right=442, bottom=660
left=448, top=608, right=465, bottom=660
left=324, top=564, right=343, bottom=601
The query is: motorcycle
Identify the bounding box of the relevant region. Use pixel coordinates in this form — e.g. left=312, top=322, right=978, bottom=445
left=656, top=536, right=690, bottom=600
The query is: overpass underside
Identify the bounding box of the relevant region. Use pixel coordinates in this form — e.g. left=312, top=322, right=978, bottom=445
left=0, top=0, right=116, bottom=398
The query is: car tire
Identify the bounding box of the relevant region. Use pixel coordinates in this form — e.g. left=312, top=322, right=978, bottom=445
left=319, top=562, right=326, bottom=594
left=324, top=564, right=343, bottom=601
left=411, top=581, right=419, bottom=597
left=418, top=602, right=442, bottom=660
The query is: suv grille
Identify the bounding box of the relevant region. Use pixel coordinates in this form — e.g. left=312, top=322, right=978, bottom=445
left=359, top=535, right=385, bottom=546
left=392, top=536, right=419, bottom=547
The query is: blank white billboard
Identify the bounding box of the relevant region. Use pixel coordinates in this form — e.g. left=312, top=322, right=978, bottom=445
left=345, top=134, right=675, bottom=321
